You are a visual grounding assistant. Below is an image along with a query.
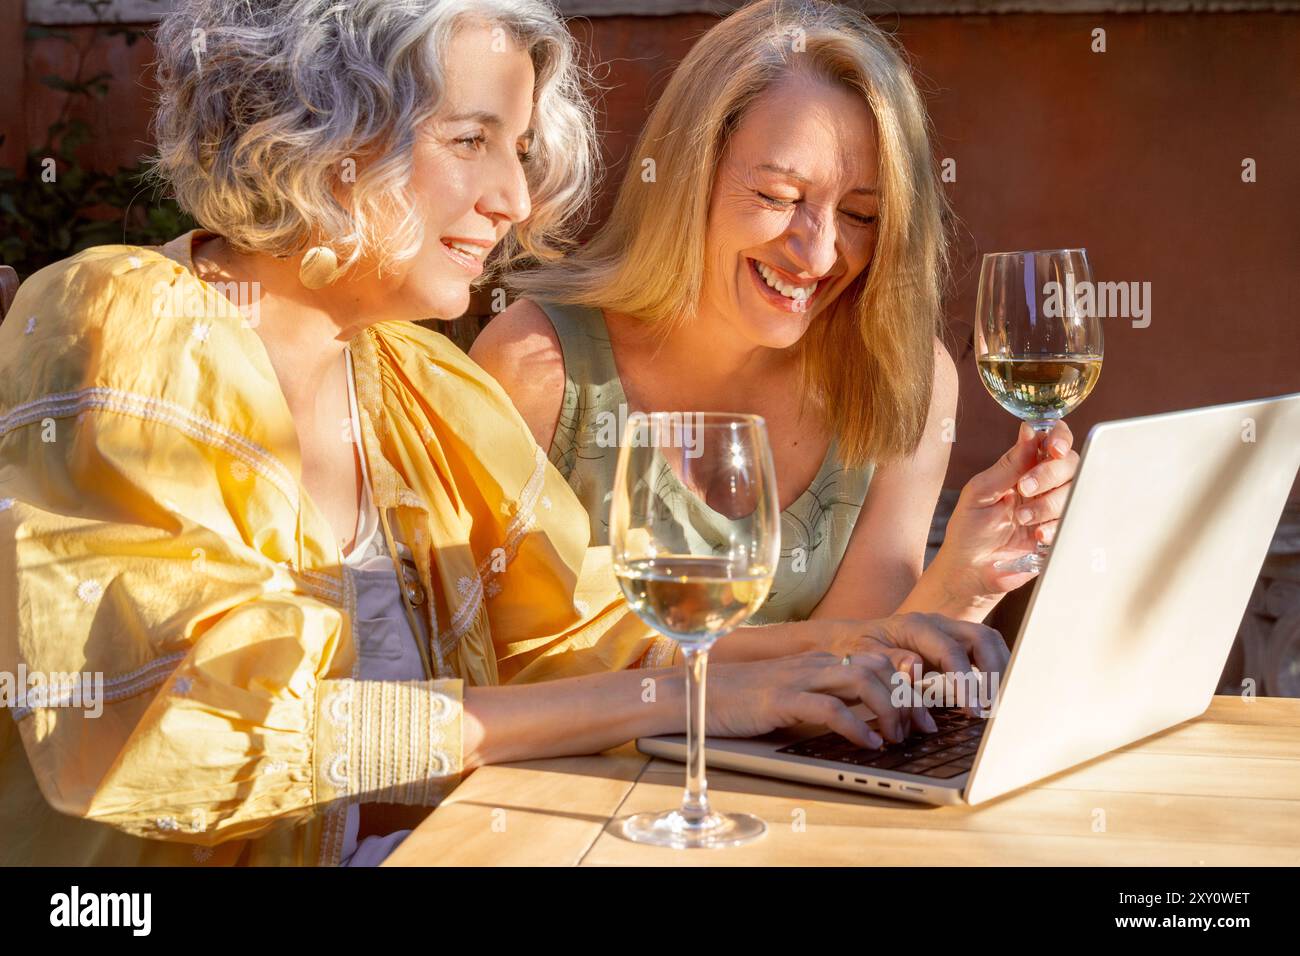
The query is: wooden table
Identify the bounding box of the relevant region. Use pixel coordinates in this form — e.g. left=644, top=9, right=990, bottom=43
left=383, top=696, right=1300, bottom=866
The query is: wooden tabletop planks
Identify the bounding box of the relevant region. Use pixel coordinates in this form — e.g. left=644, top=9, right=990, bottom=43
left=383, top=695, right=1300, bottom=867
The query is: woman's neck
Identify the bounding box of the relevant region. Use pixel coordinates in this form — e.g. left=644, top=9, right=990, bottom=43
left=192, top=236, right=362, bottom=409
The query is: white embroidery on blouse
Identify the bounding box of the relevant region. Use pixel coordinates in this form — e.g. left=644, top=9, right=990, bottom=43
left=642, top=636, right=678, bottom=670
left=154, top=816, right=180, bottom=832
left=75, top=579, right=103, bottom=604
left=428, top=692, right=452, bottom=722
left=191, top=321, right=212, bottom=343
left=541, top=495, right=553, bottom=511
left=0, top=497, right=14, bottom=511
left=327, top=754, right=350, bottom=788
left=192, top=846, right=214, bottom=863
left=12, top=650, right=187, bottom=722
left=261, top=759, right=288, bottom=776
left=0, top=387, right=299, bottom=508
left=172, top=675, right=193, bottom=696
left=128, top=255, right=143, bottom=270
left=327, top=688, right=351, bottom=725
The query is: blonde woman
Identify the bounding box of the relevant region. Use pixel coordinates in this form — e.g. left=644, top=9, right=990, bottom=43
left=476, top=0, right=1079, bottom=669
left=0, top=0, right=992, bottom=866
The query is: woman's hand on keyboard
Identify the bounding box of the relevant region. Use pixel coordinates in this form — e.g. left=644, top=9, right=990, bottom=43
left=703, top=651, right=939, bottom=748
left=815, top=613, right=1006, bottom=684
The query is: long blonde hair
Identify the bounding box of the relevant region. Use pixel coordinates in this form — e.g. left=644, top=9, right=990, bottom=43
left=510, top=0, right=950, bottom=466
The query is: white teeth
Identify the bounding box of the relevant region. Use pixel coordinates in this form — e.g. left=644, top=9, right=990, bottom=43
left=446, top=240, right=485, bottom=259
left=754, top=261, right=816, bottom=301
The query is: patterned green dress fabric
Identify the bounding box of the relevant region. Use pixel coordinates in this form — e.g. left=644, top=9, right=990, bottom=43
left=536, top=300, right=875, bottom=624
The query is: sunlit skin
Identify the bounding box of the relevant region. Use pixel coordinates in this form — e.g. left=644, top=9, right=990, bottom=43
left=477, top=70, right=1082, bottom=678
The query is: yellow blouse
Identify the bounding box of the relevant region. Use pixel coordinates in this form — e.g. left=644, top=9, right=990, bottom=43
left=0, top=231, right=655, bottom=865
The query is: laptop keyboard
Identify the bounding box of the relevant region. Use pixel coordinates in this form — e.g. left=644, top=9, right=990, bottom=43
left=776, top=708, right=987, bottom=779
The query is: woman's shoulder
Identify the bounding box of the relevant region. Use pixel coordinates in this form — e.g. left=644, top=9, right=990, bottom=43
left=2, top=241, right=234, bottom=389
left=462, top=300, right=571, bottom=452
left=469, top=298, right=564, bottom=376
left=6, top=242, right=192, bottom=337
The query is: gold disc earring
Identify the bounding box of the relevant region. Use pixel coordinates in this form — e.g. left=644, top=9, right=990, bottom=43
left=299, top=245, right=341, bottom=290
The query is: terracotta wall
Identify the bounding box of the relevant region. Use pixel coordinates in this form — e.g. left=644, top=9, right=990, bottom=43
left=3, top=10, right=1298, bottom=492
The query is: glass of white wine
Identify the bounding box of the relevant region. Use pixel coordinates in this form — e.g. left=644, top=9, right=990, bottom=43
left=975, top=249, right=1103, bottom=574
left=610, top=411, right=780, bottom=848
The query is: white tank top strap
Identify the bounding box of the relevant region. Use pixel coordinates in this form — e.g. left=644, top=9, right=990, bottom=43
left=342, top=346, right=385, bottom=566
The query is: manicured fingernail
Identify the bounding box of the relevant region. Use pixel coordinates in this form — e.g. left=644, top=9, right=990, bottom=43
left=1051, top=439, right=1068, bottom=456
left=1017, top=507, right=1034, bottom=524
left=921, top=711, right=938, bottom=733
left=1019, top=476, right=1038, bottom=495
left=867, top=731, right=884, bottom=749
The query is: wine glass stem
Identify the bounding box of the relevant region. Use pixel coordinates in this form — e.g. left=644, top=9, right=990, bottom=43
left=680, top=643, right=712, bottom=825
left=1029, top=420, right=1055, bottom=556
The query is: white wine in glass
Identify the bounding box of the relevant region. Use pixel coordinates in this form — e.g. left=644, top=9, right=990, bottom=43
left=975, top=249, right=1104, bottom=574
left=610, top=412, right=780, bottom=848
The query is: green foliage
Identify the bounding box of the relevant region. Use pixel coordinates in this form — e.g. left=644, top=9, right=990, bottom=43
left=0, top=0, right=192, bottom=279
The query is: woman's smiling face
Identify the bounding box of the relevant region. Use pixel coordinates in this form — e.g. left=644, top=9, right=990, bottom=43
left=701, top=71, right=880, bottom=350
left=398, top=21, right=536, bottom=320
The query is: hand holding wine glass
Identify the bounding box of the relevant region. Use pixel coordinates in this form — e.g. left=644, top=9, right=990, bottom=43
left=973, top=249, right=1103, bottom=574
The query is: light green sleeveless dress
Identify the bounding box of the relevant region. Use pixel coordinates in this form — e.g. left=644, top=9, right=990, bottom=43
left=537, top=301, right=876, bottom=624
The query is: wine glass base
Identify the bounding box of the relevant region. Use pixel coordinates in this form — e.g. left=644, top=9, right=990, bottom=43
left=615, top=808, right=766, bottom=849
left=994, top=551, right=1047, bottom=574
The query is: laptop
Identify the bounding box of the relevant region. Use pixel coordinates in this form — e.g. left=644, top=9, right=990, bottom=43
left=637, top=393, right=1300, bottom=806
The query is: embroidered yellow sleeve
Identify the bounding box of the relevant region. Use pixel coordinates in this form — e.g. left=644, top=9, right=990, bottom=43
left=314, top=678, right=463, bottom=807
left=0, top=411, right=466, bottom=842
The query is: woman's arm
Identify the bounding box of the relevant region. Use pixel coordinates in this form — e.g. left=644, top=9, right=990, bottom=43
left=811, top=336, right=962, bottom=621
left=470, top=650, right=947, bottom=754
left=465, top=669, right=682, bottom=767
left=809, top=339, right=1079, bottom=627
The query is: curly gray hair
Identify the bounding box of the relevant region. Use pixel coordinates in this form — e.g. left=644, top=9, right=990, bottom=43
left=150, top=0, right=596, bottom=275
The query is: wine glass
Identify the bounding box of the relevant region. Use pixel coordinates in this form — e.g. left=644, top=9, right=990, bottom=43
left=975, top=249, right=1104, bottom=574
left=610, top=411, right=780, bottom=848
